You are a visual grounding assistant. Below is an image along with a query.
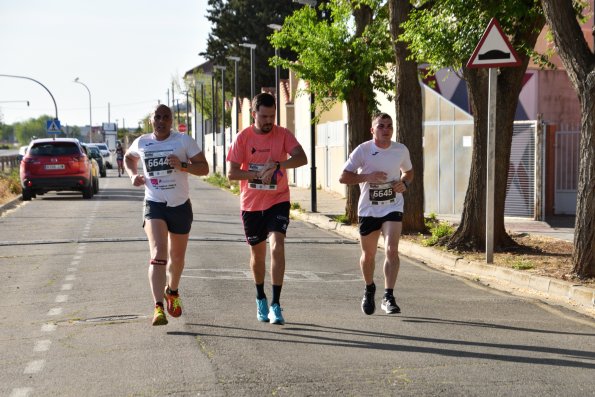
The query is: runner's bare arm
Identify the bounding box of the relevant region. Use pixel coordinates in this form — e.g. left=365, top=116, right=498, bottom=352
left=228, top=161, right=259, bottom=181
left=339, top=169, right=387, bottom=185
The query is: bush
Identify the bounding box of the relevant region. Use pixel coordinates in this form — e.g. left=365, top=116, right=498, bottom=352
left=203, top=173, right=239, bottom=194
left=421, top=216, right=454, bottom=247
left=0, top=168, right=21, bottom=202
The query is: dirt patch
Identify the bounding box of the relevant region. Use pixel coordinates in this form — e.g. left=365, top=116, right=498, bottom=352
left=402, top=233, right=595, bottom=289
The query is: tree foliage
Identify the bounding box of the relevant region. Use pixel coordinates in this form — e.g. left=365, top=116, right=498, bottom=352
left=400, top=0, right=545, bottom=251
left=13, top=115, right=53, bottom=144
left=202, top=0, right=303, bottom=99
left=270, top=0, right=394, bottom=222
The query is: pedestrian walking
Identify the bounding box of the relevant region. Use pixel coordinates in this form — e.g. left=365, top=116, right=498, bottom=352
left=124, top=104, right=209, bottom=326
left=339, top=112, right=413, bottom=315
left=116, top=141, right=125, bottom=177
left=227, top=92, right=307, bottom=325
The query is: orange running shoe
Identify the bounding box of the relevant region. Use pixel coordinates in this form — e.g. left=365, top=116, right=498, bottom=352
left=164, top=289, right=182, bottom=317
left=152, top=305, right=168, bottom=326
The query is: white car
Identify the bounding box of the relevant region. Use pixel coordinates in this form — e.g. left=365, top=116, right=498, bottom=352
left=88, top=143, right=113, bottom=169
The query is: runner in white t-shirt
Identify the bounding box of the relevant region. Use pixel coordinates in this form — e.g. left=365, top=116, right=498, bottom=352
left=125, top=104, right=209, bottom=326
left=340, top=112, right=413, bottom=316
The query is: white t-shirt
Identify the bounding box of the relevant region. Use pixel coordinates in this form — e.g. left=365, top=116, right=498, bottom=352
left=343, top=140, right=412, bottom=217
left=127, top=132, right=201, bottom=207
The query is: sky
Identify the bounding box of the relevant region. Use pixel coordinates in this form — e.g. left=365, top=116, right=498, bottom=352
left=0, top=0, right=211, bottom=129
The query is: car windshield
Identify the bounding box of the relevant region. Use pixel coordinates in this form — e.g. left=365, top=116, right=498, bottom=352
left=95, top=144, right=108, bottom=150
left=29, top=143, right=80, bottom=156
left=87, top=146, right=100, bottom=155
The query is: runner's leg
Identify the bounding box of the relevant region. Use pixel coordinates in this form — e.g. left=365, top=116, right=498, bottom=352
left=167, top=232, right=190, bottom=290
left=381, top=221, right=402, bottom=289
left=250, top=241, right=267, bottom=284
left=359, top=230, right=381, bottom=284
left=269, top=231, right=286, bottom=286
left=145, top=219, right=169, bottom=304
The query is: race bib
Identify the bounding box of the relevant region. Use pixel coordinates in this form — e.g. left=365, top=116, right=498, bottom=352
left=247, top=163, right=277, bottom=191
left=369, top=182, right=396, bottom=205
left=144, top=149, right=174, bottom=177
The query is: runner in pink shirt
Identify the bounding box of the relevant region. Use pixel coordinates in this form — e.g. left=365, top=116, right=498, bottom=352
left=227, top=93, right=307, bottom=325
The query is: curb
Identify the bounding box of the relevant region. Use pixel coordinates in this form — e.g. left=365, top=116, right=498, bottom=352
left=0, top=195, right=22, bottom=216
left=291, top=209, right=595, bottom=317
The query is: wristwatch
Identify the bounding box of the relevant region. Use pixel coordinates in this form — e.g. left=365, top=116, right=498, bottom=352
left=181, top=162, right=188, bottom=171
left=402, top=179, right=409, bottom=189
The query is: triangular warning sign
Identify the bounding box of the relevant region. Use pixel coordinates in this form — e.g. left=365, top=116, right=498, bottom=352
left=467, top=18, right=521, bottom=68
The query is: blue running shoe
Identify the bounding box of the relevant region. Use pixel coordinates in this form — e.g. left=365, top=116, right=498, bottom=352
left=256, top=298, right=269, bottom=322
left=268, top=303, right=285, bottom=325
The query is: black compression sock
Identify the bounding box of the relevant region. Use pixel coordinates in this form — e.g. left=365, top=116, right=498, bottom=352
left=271, top=284, right=283, bottom=305
left=256, top=283, right=266, bottom=300
left=366, top=283, right=376, bottom=293
left=384, top=288, right=394, bottom=298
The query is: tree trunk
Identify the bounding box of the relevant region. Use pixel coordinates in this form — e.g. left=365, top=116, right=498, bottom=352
left=541, top=0, right=595, bottom=277
left=448, top=14, right=544, bottom=252
left=344, top=88, right=373, bottom=223
left=343, top=4, right=375, bottom=224
left=388, top=0, right=426, bottom=234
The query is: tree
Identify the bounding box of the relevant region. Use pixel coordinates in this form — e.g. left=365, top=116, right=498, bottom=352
left=13, top=116, right=52, bottom=144
left=271, top=0, right=394, bottom=223
left=540, top=0, right=594, bottom=277
left=401, top=1, right=545, bottom=251
left=202, top=0, right=303, bottom=99
left=387, top=0, right=426, bottom=233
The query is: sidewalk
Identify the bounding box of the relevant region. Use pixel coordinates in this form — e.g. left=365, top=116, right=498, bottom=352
left=289, top=185, right=594, bottom=318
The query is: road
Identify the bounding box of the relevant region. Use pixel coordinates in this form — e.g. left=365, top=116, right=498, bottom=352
left=1, top=170, right=594, bottom=397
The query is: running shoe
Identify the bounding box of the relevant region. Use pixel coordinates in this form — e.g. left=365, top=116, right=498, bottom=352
left=268, top=303, right=285, bottom=325
left=361, top=289, right=376, bottom=315
left=152, top=305, right=168, bottom=326
left=381, top=295, right=401, bottom=314
left=256, top=298, right=270, bottom=322
left=164, top=289, right=182, bottom=317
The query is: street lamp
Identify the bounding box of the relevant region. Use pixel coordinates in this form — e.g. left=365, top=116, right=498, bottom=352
left=227, top=56, right=240, bottom=136
left=268, top=24, right=282, bottom=125
left=239, top=43, right=257, bottom=99
left=74, top=77, right=93, bottom=143
left=1, top=74, right=59, bottom=121
left=211, top=72, right=216, bottom=173
left=214, top=65, right=227, bottom=175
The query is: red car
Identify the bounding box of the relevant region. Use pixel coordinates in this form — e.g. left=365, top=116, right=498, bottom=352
left=20, top=138, right=97, bottom=201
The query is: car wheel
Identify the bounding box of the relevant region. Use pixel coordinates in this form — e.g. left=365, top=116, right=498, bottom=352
left=82, top=183, right=94, bottom=199
left=21, top=189, right=33, bottom=201
left=93, top=177, right=99, bottom=194
left=100, top=170, right=106, bottom=178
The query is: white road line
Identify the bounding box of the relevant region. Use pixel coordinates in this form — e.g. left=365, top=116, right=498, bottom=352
left=47, top=307, right=63, bottom=316
left=23, top=359, right=45, bottom=374
left=34, top=340, right=51, bottom=352
left=61, top=283, right=73, bottom=291
left=65, top=275, right=76, bottom=281
left=73, top=256, right=82, bottom=261
left=41, top=323, right=57, bottom=332
left=10, top=387, right=33, bottom=397
left=55, top=295, right=68, bottom=303
left=66, top=267, right=77, bottom=272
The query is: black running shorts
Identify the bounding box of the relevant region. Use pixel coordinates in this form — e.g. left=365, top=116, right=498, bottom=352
left=143, top=199, right=193, bottom=234
left=241, top=201, right=290, bottom=246
left=358, top=211, right=403, bottom=236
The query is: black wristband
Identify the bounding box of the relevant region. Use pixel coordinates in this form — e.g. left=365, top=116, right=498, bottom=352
left=402, top=179, right=409, bottom=189
left=275, top=161, right=281, bottom=171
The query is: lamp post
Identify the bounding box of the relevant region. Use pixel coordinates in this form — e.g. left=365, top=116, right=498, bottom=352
left=211, top=72, right=216, bottom=173
left=1, top=74, right=59, bottom=126
left=267, top=24, right=282, bottom=125
left=293, top=0, right=318, bottom=212
left=214, top=65, right=227, bottom=175
left=239, top=43, right=257, bottom=99
left=227, top=56, right=240, bottom=136
left=74, top=77, right=93, bottom=143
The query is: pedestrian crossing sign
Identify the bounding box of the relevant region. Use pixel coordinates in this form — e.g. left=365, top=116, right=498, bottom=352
left=46, top=119, right=61, bottom=134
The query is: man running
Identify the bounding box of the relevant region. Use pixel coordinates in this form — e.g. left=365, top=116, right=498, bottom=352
left=125, top=104, right=209, bottom=326
left=227, top=93, right=307, bottom=325
left=339, top=112, right=413, bottom=315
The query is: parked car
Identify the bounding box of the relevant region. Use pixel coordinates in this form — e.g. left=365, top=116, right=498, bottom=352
left=20, top=138, right=97, bottom=200
left=16, top=145, right=28, bottom=161
left=83, top=143, right=107, bottom=177
left=88, top=142, right=113, bottom=169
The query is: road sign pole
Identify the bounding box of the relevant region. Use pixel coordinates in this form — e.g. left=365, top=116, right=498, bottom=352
left=486, top=67, right=497, bottom=263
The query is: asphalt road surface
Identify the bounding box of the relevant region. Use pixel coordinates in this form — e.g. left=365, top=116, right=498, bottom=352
left=1, top=170, right=594, bottom=397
